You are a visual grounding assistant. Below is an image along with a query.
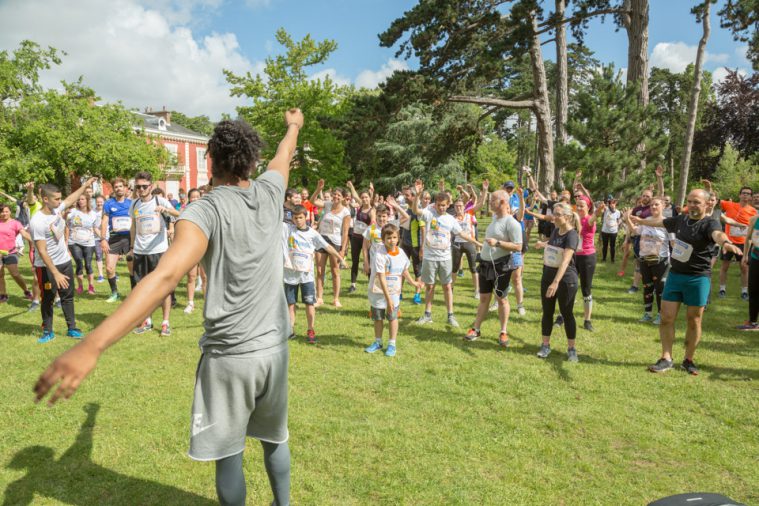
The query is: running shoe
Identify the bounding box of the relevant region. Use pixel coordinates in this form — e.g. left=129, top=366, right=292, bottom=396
left=473, top=291, right=480, bottom=300
left=412, top=293, right=422, bottom=305
left=76, top=286, right=83, bottom=295
left=447, top=315, right=460, bottom=328
left=67, top=328, right=83, bottom=339
left=184, top=302, right=194, bottom=314
left=567, top=348, right=579, bottom=362
left=464, top=328, right=480, bottom=342
left=415, top=314, right=433, bottom=325
left=718, top=289, right=726, bottom=298
left=37, top=330, right=55, bottom=344
left=457, top=269, right=464, bottom=278
left=741, top=292, right=749, bottom=301
left=652, top=314, right=661, bottom=325
left=489, top=301, right=498, bottom=312
left=106, top=292, right=120, bottom=303
left=288, top=331, right=296, bottom=340
left=553, top=315, right=564, bottom=327
left=736, top=321, right=759, bottom=331
left=385, top=344, right=396, bottom=357
left=88, top=285, right=95, bottom=295
left=517, top=304, right=526, bottom=316
left=498, top=332, right=510, bottom=347
left=348, top=285, right=356, bottom=294
left=626, top=286, right=639, bottom=294
left=365, top=341, right=382, bottom=353
left=97, top=275, right=105, bottom=283
left=639, top=312, right=653, bottom=323
left=160, top=323, right=171, bottom=337
left=616, top=270, right=625, bottom=277
left=583, top=320, right=594, bottom=332
left=306, top=329, right=317, bottom=344
left=0, top=294, right=7, bottom=303
left=28, top=300, right=40, bottom=312
left=23, top=290, right=33, bottom=301
left=536, top=344, right=551, bottom=359
left=680, top=359, right=699, bottom=376
left=134, top=320, right=153, bottom=334
left=648, top=358, right=673, bottom=373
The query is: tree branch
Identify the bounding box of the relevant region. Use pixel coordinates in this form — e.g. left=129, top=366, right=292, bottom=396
left=448, top=95, right=535, bottom=109
left=536, top=8, right=627, bottom=35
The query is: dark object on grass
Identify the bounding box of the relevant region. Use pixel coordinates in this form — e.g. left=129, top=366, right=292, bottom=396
left=648, top=492, right=746, bottom=506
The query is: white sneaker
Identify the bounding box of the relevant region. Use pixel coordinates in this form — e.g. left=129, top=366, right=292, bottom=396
left=473, top=292, right=480, bottom=299
left=183, top=302, right=194, bottom=314
left=195, top=279, right=203, bottom=293
left=489, top=301, right=498, bottom=312
left=517, top=304, right=526, bottom=316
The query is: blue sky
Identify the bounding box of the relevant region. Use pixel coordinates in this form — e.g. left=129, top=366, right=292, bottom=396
left=0, top=0, right=751, bottom=119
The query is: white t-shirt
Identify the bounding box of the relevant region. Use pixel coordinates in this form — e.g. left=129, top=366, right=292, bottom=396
left=368, top=245, right=410, bottom=309
left=130, top=196, right=172, bottom=255
left=95, top=209, right=109, bottom=240
left=318, top=206, right=350, bottom=246
left=419, top=208, right=462, bottom=261
left=454, top=214, right=475, bottom=243
left=67, top=209, right=101, bottom=247
left=602, top=209, right=621, bottom=234
left=30, top=204, right=70, bottom=267
left=282, top=223, right=328, bottom=285
left=363, top=223, right=384, bottom=259
left=480, top=214, right=523, bottom=261
left=638, top=225, right=670, bottom=259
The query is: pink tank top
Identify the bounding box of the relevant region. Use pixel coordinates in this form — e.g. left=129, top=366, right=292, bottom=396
left=576, top=214, right=596, bottom=256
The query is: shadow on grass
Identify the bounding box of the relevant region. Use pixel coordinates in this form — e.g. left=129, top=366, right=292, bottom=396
left=4, top=403, right=215, bottom=506
left=0, top=311, right=39, bottom=335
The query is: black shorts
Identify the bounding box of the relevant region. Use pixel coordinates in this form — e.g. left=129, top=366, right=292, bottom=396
left=721, top=249, right=742, bottom=262
left=132, top=252, right=163, bottom=283
left=1, top=253, right=19, bottom=265
left=108, top=234, right=131, bottom=255
left=477, top=257, right=513, bottom=297
left=318, top=235, right=340, bottom=254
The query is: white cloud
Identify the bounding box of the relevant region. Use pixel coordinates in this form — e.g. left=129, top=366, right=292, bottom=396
left=0, top=0, right=263, bottom=119
left=355, top=59, right=409, bottom=89
left=309, top=68, right=352, bottom=87
left=735, top=45, right=750, bottom=65
left=650, top=42, right=730, bottom=73
left=712, top=66, right=748, bottom=84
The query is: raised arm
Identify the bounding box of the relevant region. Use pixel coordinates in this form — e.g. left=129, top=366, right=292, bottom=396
left=346, top=180, right=360, bottom=202
left=267, top=108, right=304, bottom=187
left=623, top=209, right=640, bottom=236
left=472, top=180, right=489, bottom=213
left=386, top=195, right=409, bottom=223
left=25, top=182, right=37, bottom=206
left=62, top=177, right=97, bottom=211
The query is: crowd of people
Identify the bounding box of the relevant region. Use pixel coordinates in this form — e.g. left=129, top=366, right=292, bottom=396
left=23, top=111, right=758, bottom=506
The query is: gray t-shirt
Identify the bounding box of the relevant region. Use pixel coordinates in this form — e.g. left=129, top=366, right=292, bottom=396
left=480, top=214, right=523, bottom=261
left=178, top=171, right=288, bottom=355
left=30, top=204, right=70, bottom=267
left=130, top=196, right=172, bottom=255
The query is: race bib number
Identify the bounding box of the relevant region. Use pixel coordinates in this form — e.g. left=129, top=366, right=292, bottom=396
left=671, top=239, right=693, bottom=263
left=49, top=217, right=65, bottom=241
left=543, top=245, right=563, bottom=268
left=320, top=218, right=334, bottom=237
left=137, top=214, right=161, bottom=235
left=639, top=233, right=664, bottom=257
left=731, top=225, right=748, bottom=238
left=426, top=229, right=451, bottom=250
left=71, top=227, right=93, bottom=243
left=604, top=216, right=617, bottom=229
left=112, top=216, right=132, bottom=232
left=353, top=221, right=368, bottom=236
left=372, top=274, right=402, bottom=295
left=752, top=229, right=759, bottom=248
left=289, top=250, right=313, bottom=273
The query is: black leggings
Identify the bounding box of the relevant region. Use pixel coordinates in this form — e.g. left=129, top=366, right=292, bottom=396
left=400, top=243, right=423, bottom=278
left=349, top=233, right=364, bottom=284
left=38, top=262, right=76, bottom=332
left=69, top=243, right=94, bottom=275
left=640, top=259, right=668, bottom=313
left=541, top=276, right=578, bottom=340
left=601, top=232, right=617, bottom=261
left=452, top=242, right=477, bottom=273
left=749, top=256, right=759, bottom=323
left=575, top=254, right=596, bottom=298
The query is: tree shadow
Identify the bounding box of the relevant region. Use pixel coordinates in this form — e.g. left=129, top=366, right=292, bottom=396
left=4, top=403, right=215, bottom=506
left=0, top=311, right=39, bottom=335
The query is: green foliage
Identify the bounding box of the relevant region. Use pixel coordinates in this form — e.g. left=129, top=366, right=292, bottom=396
left=471, top=134, right=518, bottom=187
left=711, top=143, right=759, bottom=198
left=168, top=111, right=215, bottom=136
left=224, top=28, right=349, bottom=189
left=717, top=0, right=759, bottom=71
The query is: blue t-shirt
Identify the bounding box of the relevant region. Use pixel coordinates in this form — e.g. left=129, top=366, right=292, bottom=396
left=103, top=198, right=133, bottom=236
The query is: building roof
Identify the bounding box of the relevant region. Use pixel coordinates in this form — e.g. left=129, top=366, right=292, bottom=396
left=132, top=111, right=210, bottom=143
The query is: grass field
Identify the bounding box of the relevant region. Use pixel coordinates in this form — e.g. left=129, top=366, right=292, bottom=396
left=1, top=237, right=758, bottom=505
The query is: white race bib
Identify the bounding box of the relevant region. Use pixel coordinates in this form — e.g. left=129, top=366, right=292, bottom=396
left=289, top=250, right=313, bottom=273
left=731, top=225, right=748, bottom=238
left=353, top=221, right=368, bottom=236
left=543, top=245, right=563, bottom=268
left=426, top=229, right=451, bottom=250
left=136, top=214, right=162, bottom=235
left=671, top=239, right=694, bottom=263
left=49, top=217, right=65, bottom=241
left=372, top=274, right=402, bottom=295
left=752, top=229, right=759, bottom=248
left=639, top=233, right=664, bottom=257
left=112, top=216, right=132, bottom=232
left=71, top=227, right=93, bottom=243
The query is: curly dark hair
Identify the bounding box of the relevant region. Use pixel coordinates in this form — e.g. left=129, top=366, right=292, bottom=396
left=207, top=119, right=264, bottom=182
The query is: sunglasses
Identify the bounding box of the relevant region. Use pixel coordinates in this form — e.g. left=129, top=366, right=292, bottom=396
left=135, top=184, right=150, bottom=190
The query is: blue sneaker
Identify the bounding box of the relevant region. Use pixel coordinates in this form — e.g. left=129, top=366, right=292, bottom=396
left=38, top=330, right=55, bottom=344
left=412, top=293, right=422, bottom=305
left=385, top=344, right=396, bottom=357
left=365, top=341, right=383, bottom=353
left=67, top=328, right=83, bottom=339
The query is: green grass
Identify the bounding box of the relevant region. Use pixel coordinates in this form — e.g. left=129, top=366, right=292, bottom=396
left=1, top=239, right=758, bottom=505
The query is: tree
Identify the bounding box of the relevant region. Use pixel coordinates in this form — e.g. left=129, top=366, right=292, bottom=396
left=224, top=28, right=350, bottom=188
left=711, top=143, right=759, bottom=198
left=677, top=0, right=712, bottom=206
left=169, top=111, right=215, bottom=136
left=717, top=0, right=759, bottom=71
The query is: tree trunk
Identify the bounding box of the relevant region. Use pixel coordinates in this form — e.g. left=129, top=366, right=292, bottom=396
left=677, top=1, right=710, bottom=206
left=623, top=0, right=650, bottom=106
left=555, top=0, right=569, bottom=147
left=529, top=13, right=556, bottom=192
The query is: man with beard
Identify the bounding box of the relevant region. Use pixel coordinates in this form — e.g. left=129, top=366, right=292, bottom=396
left=100, top=178, right=133, bottom=303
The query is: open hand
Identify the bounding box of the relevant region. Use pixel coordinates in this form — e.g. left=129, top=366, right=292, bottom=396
left=34, top=341, right=101, bottom=406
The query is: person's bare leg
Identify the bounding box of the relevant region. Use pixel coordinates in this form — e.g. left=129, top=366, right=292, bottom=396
left=719, top=260, right=730, bottom=290
left=305, top=304, right=315, bottom=330
left=658, top=301, right=680, bottom=360
left=288, top=304, right=296, bottom=329
left=684, top=305, right=705, bottom=361
left=424, top=283, right=435, bottom=313
left=497, top=295, right=510, bottom=332
left=442, top=283, right=454, bottom=314
left=315, top=252, right=326, bottom=305
left=329, top=255, right=341, bottom=307
left=7, top=264, right=29, bottom=292
left=472, top=292, right=492, bottom=329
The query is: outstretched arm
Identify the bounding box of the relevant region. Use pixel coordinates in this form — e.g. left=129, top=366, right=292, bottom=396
left=62, top=177, right=97, bottom=211
left=472, top=180, right=489, bottom=213
left=267, top=108, right=304, bottom=187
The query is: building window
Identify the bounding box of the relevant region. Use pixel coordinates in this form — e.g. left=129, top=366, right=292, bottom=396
left=197, top=148, right=208, bottom=185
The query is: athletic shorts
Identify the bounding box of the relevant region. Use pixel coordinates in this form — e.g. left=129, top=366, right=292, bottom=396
left=189, top=342, right=289, bottom=461
left=1, top=253, right=19, bottom=265
left=662, top=271, right=711, bottom=307
left=421, top=258, right=453, bottom=285
left=108, top=234, right=131, bottom=255
left=720, top=250, right=742, bottom=262
left=371, top=305, right=399, bottom=321
left=320, top=235, right=340, bottom=252
left=509, top=251, right=523, bottom=269
left=132, top=252, right=163, bottom=283
left=284, top=281, right=316, bottom=305
left=477, top=258, right=513, bottom=297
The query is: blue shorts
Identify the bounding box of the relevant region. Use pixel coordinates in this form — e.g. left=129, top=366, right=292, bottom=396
left=284, top=281, right=316, bottom=305
left=662, top=271, right=710, bottom=307
left=509, top=251, right=523, bottom=269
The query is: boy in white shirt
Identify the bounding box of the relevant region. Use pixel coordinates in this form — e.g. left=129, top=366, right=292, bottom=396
left=365, top=223, right=422, bottom=357
left=284, top=205, right=346, bottom=344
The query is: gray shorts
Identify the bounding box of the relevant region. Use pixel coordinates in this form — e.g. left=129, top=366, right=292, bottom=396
left=421, top=258, right=453, bottom=285
left=188, top=342, right=289, bottom=461
left=371, top=305, right=399, bottom=321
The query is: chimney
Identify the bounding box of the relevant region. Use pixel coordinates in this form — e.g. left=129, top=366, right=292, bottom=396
left=146, top=107, right=171, bottom=125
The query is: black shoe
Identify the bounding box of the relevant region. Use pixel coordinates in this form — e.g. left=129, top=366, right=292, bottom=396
left=680, top=359, right=699, bottom=376
left=348, top=285, right=356, bottom=294
left=553, top=315, right=564, bottom=327
left=583, top=320, right=594, bottom=331
left=648, top=358, right=673, bottom=373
